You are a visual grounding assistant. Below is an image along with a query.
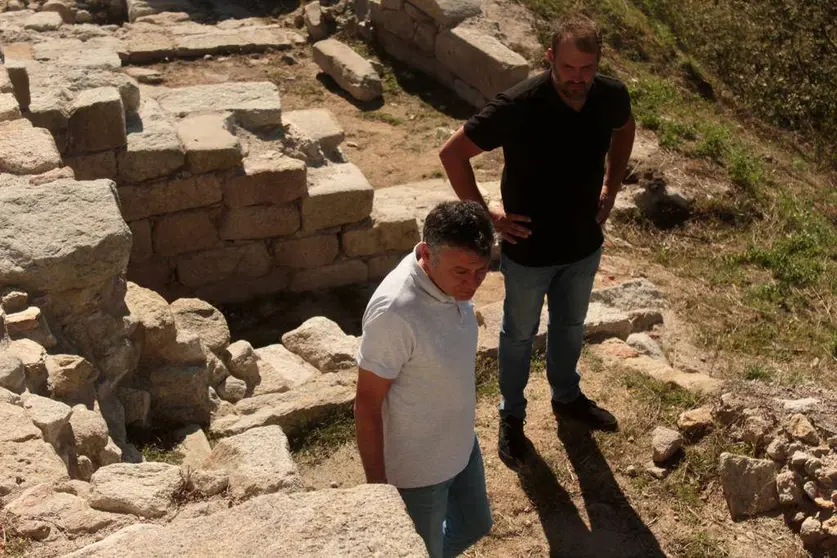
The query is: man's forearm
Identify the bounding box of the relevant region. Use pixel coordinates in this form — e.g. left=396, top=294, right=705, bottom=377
left=441, top=154, right=488, bottom=208
left=355, top=406, right=387, bottom=484
left=604, top=120, right=636, bottom=194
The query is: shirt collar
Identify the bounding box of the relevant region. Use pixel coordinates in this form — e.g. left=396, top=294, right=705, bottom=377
left=409, top=245, right=456, bottom=304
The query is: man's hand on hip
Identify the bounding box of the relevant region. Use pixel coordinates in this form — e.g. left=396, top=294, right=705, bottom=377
left=596, top=187, right=618, bottom=225
left=489, top=202, right=531, bottom=244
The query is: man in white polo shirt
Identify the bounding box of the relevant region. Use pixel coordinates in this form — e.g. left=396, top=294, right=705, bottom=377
left=355, top=200, right=494, bottom=558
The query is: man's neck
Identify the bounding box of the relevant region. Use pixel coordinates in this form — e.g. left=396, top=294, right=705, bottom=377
left=418, top=254, right=448, bottom=298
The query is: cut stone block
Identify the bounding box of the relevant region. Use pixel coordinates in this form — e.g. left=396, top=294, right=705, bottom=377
left=274, top=235, right=339, bottom=269
left=122, top=32, right=177, bottom=64
left=118, top=174, right=222, bottom=222
left=0, top=119, right=61, bottom=175
left=342, top=194, right=420, bottom=257
left=222, top=154, right=306, bottom=208
left=32, top=39, right=122, bottom=70
left=119, top=174, right=221, bottom=221
left=313, top=39, right=382, bottom=102
left=302, top=163, right=374, bottom=232
left=157, top=82, right=283, bottom=131
left=0, top=178, right=131, bottom=294
left=584, top=302, right=633, bottom=342
left=24, top=11, right=64, bottom=31
left=176, top=113, right=242, bottom=173
left=68, top=88, right=127, bottom=154
left=435, top=28, right=528, bottom=99
left=64, top=151, right=118, bottom=180
left=0, top=92, right=21, bottom=122
left=220, top=204, right=301, bottom=241
left=305, top=2, right=328, bottom=42
left=283, top=109, right=345, bottom=153
left=174, top=28, right=295, bottom=59
left=406, top=0, right=480, bottom=26
left=153, top=211, right=219, bottom=257
left=118, top=99, right=185, bottom=183
left=176, top=243, right=273, bottom=288
left=289, top=260, right=368, bottom=291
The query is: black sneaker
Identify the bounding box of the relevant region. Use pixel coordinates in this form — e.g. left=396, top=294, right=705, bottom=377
left=498, top=415, right=528, bottom=469
left=552, top=393, right=618, bottom=432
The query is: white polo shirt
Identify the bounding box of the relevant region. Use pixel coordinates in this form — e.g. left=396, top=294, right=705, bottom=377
left=356, top=246, right=478, bottom=489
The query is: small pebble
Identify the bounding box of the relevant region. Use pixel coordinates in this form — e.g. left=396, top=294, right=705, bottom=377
left=346, top=141, right=358, bottom=148
left=330, top=481, right=339, bottom=488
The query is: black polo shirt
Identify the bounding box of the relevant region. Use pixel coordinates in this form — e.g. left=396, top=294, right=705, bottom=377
left=464, top=71, right=632, bottom=267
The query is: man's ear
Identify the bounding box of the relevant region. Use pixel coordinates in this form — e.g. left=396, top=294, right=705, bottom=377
left=417, top=242, right=431, bottom=262
left=546, top=47, right=555, bottom=66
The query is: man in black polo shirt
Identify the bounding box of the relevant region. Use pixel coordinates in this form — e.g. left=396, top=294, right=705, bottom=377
left=439, top=14, right=635, bottom=467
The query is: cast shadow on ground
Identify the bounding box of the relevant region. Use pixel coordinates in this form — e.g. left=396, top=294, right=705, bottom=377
left=516, top=420, right=665, bottom=558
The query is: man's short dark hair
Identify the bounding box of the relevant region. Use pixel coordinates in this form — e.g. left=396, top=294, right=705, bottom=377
left=423, top=200, right=494, bottom=261
left=551, top=14, right=602, bottom=58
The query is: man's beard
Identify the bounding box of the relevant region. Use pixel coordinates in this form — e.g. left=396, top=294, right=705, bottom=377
left=559, top=79, right=591, bottom=102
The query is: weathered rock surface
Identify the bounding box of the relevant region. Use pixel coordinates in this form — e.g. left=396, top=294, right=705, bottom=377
left=21, top=393, right=72, bottom=446
left=125, top=282, right=176, bottom=358
left=0, top=179, right=131, bottom=294
left=202, top=425, right=303, bottom=501
left=6, top=484, right=121, bottom=538
left=89, top=462, right=183, bottom=519
left=0, top=438, right=69, bottom=490
left=67, top=484, right=428, bottom=557
left=209, top=375, right=355, bottom=438
left=719, top=452, right=780, bottom=520
left=223, top=340, right=261, bottom=388
left=0, top=351, right=26, bottom=394
left=170, top=298, right=230, bottom=355
left=281, top=316, right=359, bottom=373
left=0, top=119, right=61, bottom=175
left=46, top=355, right=98, bottom=407
left=677, top=407, right=714, bottom=439
left=70, top=405, right=110, bottom=459
left=254, top=344, right=319, bottom=392
left=313, top=39, right=382, bottom=102
left=652, top=426, right=683, bottom=463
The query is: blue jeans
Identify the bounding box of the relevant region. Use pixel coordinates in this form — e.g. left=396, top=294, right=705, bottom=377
left=498, top=247, right=602, bottom=420
left=398, top=437, right=492, bottom=558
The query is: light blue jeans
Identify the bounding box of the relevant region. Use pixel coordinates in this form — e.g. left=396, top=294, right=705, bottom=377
left=398, top=437, right=493, bottom=558
left=498, top=247, right=602, bottom=420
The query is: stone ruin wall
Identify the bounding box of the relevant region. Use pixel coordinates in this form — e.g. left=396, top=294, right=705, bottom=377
left=362, top=0, right=530, bottom=107
left=1, top=13, right=425, bottom=308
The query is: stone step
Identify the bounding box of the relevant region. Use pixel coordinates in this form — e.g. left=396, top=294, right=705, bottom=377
left=301, top=163, right=374, bottom=233
left=156, top=81, right=283, bottom=132
left=0, top=118, right=61, bottom=175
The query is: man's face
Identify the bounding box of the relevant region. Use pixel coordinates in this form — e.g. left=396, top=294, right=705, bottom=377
left=548, top=38, right=599, bottom=103
left=421, top=244, right=490, bottom=301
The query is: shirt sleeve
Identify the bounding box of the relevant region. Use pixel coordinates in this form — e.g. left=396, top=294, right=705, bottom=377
left=463, top=94, right=519, bottom=151
left=356, top=309, right=414, bottom=380
left=611, top=81, right=632, bottom=129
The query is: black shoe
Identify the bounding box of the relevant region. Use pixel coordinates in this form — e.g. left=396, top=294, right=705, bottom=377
left=498, top=415, right=529, bottom=469
left=552, top=393, right=618, bottom=432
